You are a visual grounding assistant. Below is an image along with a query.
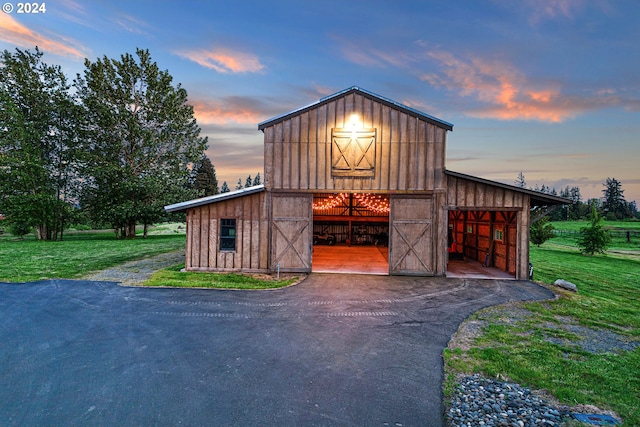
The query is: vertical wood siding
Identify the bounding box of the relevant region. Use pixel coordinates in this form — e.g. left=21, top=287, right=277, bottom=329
left=185, top=191, right=269, bottom=272
left=263, top=92, right=447, bottom=193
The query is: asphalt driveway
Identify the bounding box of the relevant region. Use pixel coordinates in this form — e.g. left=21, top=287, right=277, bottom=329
left=0, top=274, right=553, bottom=426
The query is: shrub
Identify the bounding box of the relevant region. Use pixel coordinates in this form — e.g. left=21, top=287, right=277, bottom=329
left=9, top=221, right=32, bottom=238
left=577, top=205, right=610, bottom=255
left=530, top=217, right=555, bottom=247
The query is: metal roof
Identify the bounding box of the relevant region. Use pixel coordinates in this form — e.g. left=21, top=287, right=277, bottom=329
left=257, top=86, right=454, bottom=132
left=164, top=185, right=265, bottom=213
left=445, top=170, right=572, bottom=206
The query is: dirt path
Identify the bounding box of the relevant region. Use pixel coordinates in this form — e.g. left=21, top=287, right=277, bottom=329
left=82, top=251, right=184, bottom=286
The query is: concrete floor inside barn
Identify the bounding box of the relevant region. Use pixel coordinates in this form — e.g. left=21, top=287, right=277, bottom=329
left=311, top=245, right=515, bottom=279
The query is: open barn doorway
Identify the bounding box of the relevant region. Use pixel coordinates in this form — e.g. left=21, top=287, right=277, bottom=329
left=312, top=193, right=389, bottom=274
left=446, top=210, right=517, bottom=279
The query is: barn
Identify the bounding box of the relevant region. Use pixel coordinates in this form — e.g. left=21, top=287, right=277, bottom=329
left=165, top=86, right=568, bottom=280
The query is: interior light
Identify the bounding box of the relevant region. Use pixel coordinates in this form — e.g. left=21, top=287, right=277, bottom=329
left=348, top=113, right=361, bottom=129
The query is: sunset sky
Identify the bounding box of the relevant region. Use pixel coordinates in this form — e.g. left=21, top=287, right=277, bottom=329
left=1, top=0, right=638, bottom=203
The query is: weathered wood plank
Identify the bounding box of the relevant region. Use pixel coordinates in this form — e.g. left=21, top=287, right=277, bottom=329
left=200, top=207, right=209, bottom=268
left=434, top=127, right=445, bottom=189
left=398, top=112, right=409, bottom=190
left=185, top=210, right=193, bottom=269
left=264, top=126, right=274, bottom=190
left=273, top=123, right=283, bottom=189
left=426, top=124, right=435, bottom=190
left=299, top=113, right=309, bottom=189
left=290, top=115, right=300, bottom=189
left=417, top=120, right=427, bottom=190
left=336, top=95, right=345, bottom=128
left=192, top=208, right=201, bottom=268
left=388, top=107, right=400, bottom=190
left=212, top=219, right=218, bottom=268
left=283, top=118, right=292, bottom=189
left=407, top=116, right=418, bottom=190
left=347, top=93, right=364, bottom=123
left=362, top=95, right=373, bottom=128
left=325, top=101, right=335, bottom=190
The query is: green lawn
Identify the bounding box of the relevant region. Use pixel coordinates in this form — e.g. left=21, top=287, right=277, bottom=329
left=445, top=223, right=640, bottom=426
left=145, top=264, right=299, bottom=289
left=550, top=220, right=640, bottom=233
left=0, top=226, right=298, bottom=289
left=0, top=231, right=186, bottom=282
left=551, top=220, right=640, bottom=253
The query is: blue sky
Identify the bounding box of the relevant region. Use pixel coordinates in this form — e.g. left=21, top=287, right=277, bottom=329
left=2, top=0, right=639, bottom=203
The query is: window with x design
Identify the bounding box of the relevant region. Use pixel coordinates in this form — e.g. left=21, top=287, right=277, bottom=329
left=331, top=128, right=377, bottom=177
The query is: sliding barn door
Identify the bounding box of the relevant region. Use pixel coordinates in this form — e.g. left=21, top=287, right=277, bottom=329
left=390, top=196, right=434, bottom=275
left=270, top=194, right=312, bottom=273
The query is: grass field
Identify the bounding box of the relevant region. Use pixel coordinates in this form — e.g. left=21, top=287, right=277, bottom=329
left=0, top=224, right=297, bottom=289
left=446, top=221, right=640, bottom=426
left=145, top=264, right=300, bottom=289
left=549, top=220, right=640, bottom=253
left=0, top=229, right=186, bottom=282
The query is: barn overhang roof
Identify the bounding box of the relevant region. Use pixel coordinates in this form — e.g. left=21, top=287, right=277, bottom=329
left=164, top=185, right=265, bottom=213
left=445, top=170, right=572, bottom=207
left=258, top=86, right=454, bottom=132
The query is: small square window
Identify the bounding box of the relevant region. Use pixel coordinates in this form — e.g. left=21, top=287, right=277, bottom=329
left=220, top=219, right=236, bottom=251
left=466, top=225, right=474, bottom=233
left=494, top=229, right=504, bottom=241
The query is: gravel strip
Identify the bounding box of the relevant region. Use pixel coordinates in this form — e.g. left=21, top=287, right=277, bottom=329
left=447, top=375, right=570, bottom=427
left=82, top=251, right=184, bottom=286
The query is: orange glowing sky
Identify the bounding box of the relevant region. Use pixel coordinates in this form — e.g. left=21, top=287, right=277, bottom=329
left=1, top=0, right=638, bottom=202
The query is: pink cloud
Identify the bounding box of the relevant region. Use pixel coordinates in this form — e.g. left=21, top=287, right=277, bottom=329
left=525, top=0, right=585, bottom=24
left=338, top=38, right=414, bottom=69
left=191, top=98, right=266, bottom=125
left=113, top=14, right=152, bottom=36
left=421, top=50, right=589, bottom=123
left=0, top=13, right=86, bottom=59
left=176, top=47, right=264, bottom=73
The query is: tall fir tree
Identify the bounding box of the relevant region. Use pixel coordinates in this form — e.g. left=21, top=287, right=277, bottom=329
left=193, top=155, right=219, bottom=196
left=602, top=177, right=630, bottom=219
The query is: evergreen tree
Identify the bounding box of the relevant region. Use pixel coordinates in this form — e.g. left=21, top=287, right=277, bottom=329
left=193, top=155, right=218, bottom=196
left=566, top=186, right=582, bottom=219
left=577, top=203, right=610, bottom=255
left=602, top=177, right=630, bottom=219
left=514, top=171, right=526, bottom=188
left=76, top=49, right=206, bottom=238
left=245, top=175, right=253, bottom=188
left=530, top=217, right=555, bottom=247
left=236, top=178, right=243, bottom=190
left=221, top=181, right=230, bottom=193
left=252, top=173, right=261, bottom=186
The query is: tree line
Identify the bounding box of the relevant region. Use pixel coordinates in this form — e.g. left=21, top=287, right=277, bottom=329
left=1, top=47, right=208, bottom=240
left=515, top=172, right=638, bottom=221
left=520, top=173, right=637, bottom=254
